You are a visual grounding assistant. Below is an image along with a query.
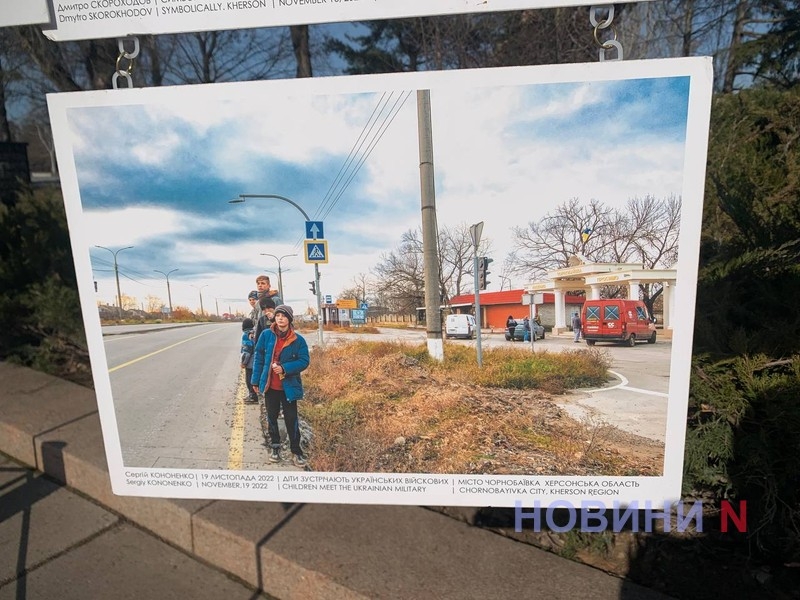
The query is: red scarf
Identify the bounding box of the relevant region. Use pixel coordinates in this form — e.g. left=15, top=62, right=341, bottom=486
left=268, top=325, right=294, bottom=390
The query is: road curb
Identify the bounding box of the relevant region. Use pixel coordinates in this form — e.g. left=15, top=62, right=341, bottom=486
left=101, top=322, right=212, bottom=336
left=0, top=361, right=672, bottom=600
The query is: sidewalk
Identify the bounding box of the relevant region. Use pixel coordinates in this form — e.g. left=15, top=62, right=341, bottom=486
left=0, top=361, right=674, bottom=600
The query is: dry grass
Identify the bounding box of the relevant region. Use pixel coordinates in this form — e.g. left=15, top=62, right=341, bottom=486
left=301, top=340, right=663, bottom=476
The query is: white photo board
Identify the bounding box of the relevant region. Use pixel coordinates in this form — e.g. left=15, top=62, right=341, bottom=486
left=48, top=56, right=713, bottom=507
left=0, top=0, right=50, bottom=27
left=43, top=0, right=653, bottom=41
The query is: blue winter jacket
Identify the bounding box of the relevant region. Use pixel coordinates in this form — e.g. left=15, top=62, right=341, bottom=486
left=240, top=329, right=255, bottom=368
left=251, top=325, right=309, bottom=401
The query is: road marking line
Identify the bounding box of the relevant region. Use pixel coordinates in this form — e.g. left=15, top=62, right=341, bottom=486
left=585, top=369, right=669, bottom=397
left=108, top=328, right=222, bottom=372
left=585, top=369, right=628, bottom=392
left=228, top=373, right=246, bottom=470
left=618, top=386, right=669, bottom=398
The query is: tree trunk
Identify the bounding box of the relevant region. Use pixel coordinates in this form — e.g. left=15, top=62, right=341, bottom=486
left=722, top=0, right=750, bottom=93
left=0, top=56, right=12, bottom=142
left=290, top=25, right=312, bottom=78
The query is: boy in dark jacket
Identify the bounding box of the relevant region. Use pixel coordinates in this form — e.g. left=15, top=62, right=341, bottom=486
left=253, top=296, right=276, bottom=345
left=240, top=318, right=258, bottom=403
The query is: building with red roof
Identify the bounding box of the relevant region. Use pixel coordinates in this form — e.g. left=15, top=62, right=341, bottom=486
left=446, top=289, right=585, bottom=331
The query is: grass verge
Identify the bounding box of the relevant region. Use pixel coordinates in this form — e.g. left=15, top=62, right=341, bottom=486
left=301, top=340, right=662, bottom=476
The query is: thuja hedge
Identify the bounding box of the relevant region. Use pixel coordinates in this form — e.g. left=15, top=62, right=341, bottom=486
left=682, top=86, right=800, bottom=560
left=0, top=185, right=89, bottom=381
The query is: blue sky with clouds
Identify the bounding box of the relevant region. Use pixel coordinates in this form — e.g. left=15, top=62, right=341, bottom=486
left=56, top=66, right=693, bottom=315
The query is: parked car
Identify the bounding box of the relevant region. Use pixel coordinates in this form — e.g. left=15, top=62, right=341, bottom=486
left=581, top=299, right=656, bottom=346
left=445, top=313, right=477, bottom=339
left=506, top=318, right=545, bottom=341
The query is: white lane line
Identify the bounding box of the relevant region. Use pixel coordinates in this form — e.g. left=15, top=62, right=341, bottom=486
left=618, top=386, right=669, bottom=398
left=585, top=369, right=629, bottom=392
left=585, top=369, right=669, bottom=397
left=108, top=327, right=223, bottom=372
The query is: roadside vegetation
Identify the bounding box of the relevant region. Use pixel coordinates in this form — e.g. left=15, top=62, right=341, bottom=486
left=301, top=340, right=663, bottom=476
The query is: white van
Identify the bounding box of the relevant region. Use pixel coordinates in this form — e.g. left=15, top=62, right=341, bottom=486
left=445, top=314, right=477, bottom=339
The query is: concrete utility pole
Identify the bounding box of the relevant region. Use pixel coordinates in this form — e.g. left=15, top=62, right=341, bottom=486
left=192, top=284, right=208, bottom=317
left=417, top=90, right=443, bottom=361
left=154, top=268, right=178, bottom=314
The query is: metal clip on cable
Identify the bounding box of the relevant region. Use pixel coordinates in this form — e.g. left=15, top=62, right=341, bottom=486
left=112, top=37, right=140, bottom=89
left=590, top=5, right=623, bottom=62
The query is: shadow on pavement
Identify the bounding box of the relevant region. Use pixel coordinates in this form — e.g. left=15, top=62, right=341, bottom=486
left=249, top=502, right=306, bottom=600
left=1, top=441, right=67, bottom=600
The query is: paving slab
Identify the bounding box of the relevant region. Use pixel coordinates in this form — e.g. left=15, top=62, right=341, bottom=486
left=193, top=501, right=672, bottom=600
left=0, top=362, right=97, bottom=466
left=0, top=524, right=272, bottom=600
left=0, top=455, right=29, bottom=488
left=0, top=462, right=117, bottom=585
left=32, top=410, right=214, bottom=553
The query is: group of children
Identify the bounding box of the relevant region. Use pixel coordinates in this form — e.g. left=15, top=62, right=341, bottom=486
left=239, top=274, right=310, bottom=468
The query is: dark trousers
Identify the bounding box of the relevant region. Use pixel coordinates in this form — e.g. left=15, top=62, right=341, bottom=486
left=265, top=388, right=301, bottom=455
left=245, top=368, right=257, bottom=399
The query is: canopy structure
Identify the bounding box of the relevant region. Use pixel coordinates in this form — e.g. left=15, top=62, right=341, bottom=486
left=526, top=256, right=677, bottom=333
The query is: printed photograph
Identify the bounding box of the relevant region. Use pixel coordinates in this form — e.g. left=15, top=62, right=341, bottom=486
left=48, top=58, right=712, bottom=505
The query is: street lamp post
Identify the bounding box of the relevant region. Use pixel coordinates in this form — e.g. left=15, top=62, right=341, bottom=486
left=260, top=252, right=297, bottom=300
left=95, top=245, right=134, bottom=321
left=230, top=194, right=324, bottom=346
left=154, top=268, right=179, bottom=314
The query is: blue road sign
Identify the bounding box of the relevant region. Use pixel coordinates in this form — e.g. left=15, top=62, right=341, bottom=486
left=360, top=302, right=368, bottom=310
left=305, top=221, right=324, bottom=239
left=351, top=309, right=366, bottom=324
left=325, top=294, right=333, bottom=304
left=304, top=239, right=329, bottom=264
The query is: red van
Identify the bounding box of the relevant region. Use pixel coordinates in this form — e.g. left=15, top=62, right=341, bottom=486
left=581, top=299, right=656, bottom=347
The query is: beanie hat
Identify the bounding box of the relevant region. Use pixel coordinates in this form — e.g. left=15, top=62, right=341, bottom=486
left=242, top=317, right=254, bottom=330
left=259, top=296, right=276, bottom=310
left=248, top=290, right=258, bottom=300
left=274, top=304, right=294, bottom=323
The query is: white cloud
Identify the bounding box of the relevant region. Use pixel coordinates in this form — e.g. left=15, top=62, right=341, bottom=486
left=84, top=206, right=183, bottom=247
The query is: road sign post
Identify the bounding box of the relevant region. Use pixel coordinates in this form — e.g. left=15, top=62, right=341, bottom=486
left=469, top=222, right=484, bottom=367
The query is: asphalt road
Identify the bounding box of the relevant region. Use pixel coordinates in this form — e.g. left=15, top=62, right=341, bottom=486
left=104, top=323, right=275, bottom=470
left=102, top=323, right=672, bottom=471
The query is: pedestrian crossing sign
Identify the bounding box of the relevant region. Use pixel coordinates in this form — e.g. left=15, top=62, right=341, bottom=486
left=303, top=239, right=329, bottom=264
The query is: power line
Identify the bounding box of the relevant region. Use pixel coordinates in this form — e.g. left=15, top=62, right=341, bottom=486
left=315, top=91, right=411, bottom=225
left=311, top=91, right=392, bottom=220
left=319, top=90, right=412, bottom=223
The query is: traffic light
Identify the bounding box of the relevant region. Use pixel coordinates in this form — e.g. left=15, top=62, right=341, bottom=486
left=478, top=257, right=493, bottom=290
left=309, top=281, right=316, bottom=295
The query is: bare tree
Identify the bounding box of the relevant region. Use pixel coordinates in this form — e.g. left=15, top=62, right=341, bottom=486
left=337, top=272, right=373, bottom=304
left=371, top=223, right=492, bottom=314
left=373, top=230, right=426, bottom=315
left=509, top=195, right=680, bottom=312
left=438, top=222, right=489, bottom=298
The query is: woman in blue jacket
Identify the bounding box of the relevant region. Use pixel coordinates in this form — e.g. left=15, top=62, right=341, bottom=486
left=251, top=304, right=310, bottom=467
